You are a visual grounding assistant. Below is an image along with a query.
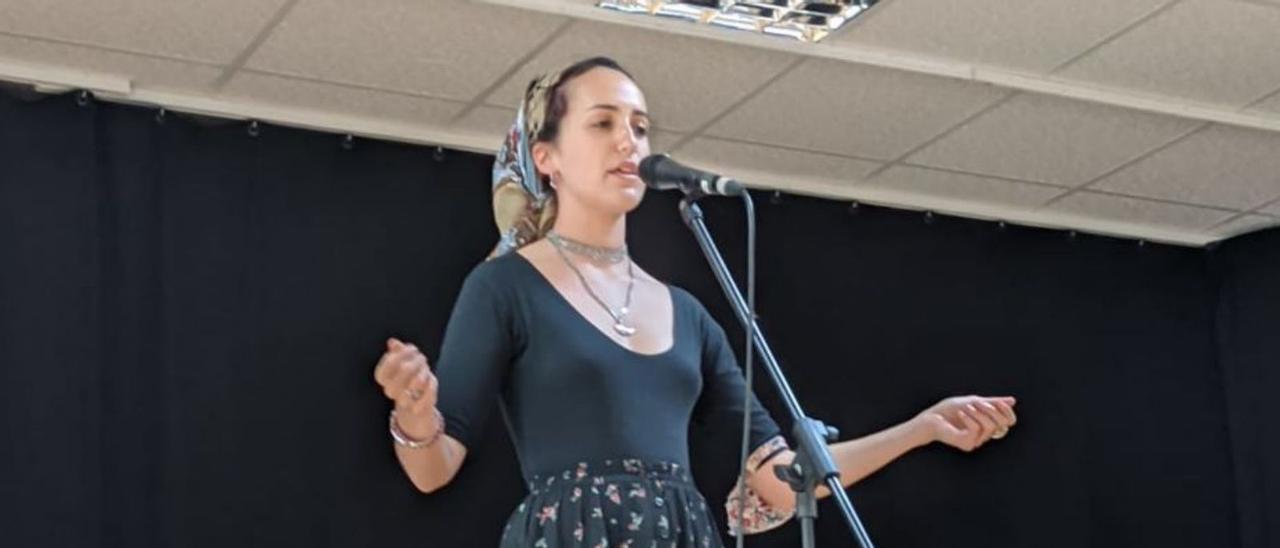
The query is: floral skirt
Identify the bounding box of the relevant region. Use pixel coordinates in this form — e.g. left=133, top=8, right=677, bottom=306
left=499, top=459, right=722, bottom=548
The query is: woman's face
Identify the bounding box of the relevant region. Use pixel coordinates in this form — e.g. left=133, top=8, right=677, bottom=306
left=534, top=67, right=651, bottom=217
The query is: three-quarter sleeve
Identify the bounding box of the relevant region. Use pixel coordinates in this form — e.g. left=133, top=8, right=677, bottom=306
left=434, top=264, right=520, bottom=452
left=688, top=298, right=796, bottom=536
left=690, top=303, right=783, bottom=453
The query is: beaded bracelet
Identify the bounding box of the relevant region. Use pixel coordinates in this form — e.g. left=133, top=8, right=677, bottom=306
left=389, top=408, right=444, bottom=449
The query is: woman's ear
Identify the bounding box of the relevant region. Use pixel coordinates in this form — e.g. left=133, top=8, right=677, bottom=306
left=531, top=141, right=557, bottom=185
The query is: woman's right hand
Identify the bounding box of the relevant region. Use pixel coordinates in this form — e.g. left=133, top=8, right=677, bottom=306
left=373, top=337, right=439, bottom=439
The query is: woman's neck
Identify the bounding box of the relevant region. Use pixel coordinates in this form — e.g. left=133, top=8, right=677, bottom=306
left=551, top=207, right=627, bottom=249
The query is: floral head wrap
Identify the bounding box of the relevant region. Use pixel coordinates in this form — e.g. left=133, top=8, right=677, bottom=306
left=489, top=70, right=564, bottom=258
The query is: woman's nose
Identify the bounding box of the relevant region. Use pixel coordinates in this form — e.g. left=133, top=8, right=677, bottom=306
left=617, top=126, right=637, bottom=154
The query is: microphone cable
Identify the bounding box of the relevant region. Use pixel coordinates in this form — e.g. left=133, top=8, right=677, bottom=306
left=733, top=189, right=758, bottom=548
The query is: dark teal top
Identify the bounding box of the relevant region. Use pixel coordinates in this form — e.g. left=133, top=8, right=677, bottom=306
left=435, top=252, right=781, bottom=480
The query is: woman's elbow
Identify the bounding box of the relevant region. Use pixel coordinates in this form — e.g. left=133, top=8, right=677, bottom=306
left=749, top=473, right=799, bottom=513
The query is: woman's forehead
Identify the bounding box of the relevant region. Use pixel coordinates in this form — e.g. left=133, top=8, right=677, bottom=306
left=565, top=68, right=647, bottom=113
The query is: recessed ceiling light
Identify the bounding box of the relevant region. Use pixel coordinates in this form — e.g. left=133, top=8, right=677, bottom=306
left=597, top=1, right=876, bottom=43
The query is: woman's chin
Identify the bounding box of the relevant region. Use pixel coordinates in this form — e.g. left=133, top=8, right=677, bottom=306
left=621, top=185, right=646, bottom=205
left=604, top=188, right=645, bottom=215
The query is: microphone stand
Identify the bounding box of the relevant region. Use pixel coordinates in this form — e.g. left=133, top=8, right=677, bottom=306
left=677, top=196, right=875, bottom=548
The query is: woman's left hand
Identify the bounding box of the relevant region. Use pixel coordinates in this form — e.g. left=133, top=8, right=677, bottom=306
left=914, top=395, right=1017, bottom=452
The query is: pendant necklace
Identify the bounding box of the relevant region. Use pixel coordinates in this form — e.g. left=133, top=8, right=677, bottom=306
left=546, top=231, right=636, bottom=337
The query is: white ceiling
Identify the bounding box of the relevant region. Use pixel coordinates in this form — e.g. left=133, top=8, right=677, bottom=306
left=1, top=0, right=1278, bottom=246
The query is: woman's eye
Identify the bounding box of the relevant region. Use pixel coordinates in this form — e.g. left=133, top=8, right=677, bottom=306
left=594, top=120, right=613, bottom=129
left=633, top=125, right=649, bottom=137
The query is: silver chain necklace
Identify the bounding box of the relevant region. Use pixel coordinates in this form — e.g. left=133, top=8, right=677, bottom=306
left=547, top=231, right=637, bottom=337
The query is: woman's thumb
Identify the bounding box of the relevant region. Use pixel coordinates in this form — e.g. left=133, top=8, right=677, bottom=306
left=387, top=337, right=405, bottom=351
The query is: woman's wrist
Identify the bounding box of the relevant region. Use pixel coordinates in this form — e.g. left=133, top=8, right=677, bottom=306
left=398, top=403, right=441, bottom=434
left=390, top=407, right=444, bottom=448
left=905, top=414, right=939, bottom=448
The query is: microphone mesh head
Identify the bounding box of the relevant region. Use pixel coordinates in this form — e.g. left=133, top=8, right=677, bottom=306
left=638, top=153, right=673, bottom=189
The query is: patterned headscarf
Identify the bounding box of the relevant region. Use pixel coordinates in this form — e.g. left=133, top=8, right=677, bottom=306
left=489, top=70, right=564, bottom=258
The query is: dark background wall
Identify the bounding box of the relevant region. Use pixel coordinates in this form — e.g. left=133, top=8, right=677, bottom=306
left=1, top=89, right=1274, bottom=547
left=1212, top=229, right=1280, bottom=548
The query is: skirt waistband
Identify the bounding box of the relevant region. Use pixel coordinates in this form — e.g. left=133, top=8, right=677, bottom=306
left=526, top=458, right=693, bottom=494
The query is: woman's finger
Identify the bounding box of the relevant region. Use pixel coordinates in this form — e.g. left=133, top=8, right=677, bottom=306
left=386, top=355, right=423, bottom=398
left=976, top=400, right=1012, bottom=429
left=409, top=373, right=438, bottom=416
left=375, top=345, right=419, bottom=387
left=957, top=409, right=984, bottom=450
left=398, top=369, right=430, bottom=409
left=969, top=401, right=996, bottom=426
left=373, top=351, right=399, bottom=386
left=988, top=399, right=1017, bottom=426
left=387, top=337, right=405, bottom=352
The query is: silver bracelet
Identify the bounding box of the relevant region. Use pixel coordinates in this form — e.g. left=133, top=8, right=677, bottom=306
left=389, top=408, right=443, bottom=449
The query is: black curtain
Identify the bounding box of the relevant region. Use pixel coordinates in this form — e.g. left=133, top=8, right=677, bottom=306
left=1212, top=227, right=1280, bottom=548
left=0, top=88, right=1271, bottom=548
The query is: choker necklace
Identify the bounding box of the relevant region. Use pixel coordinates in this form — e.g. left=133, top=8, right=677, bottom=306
left=547, top=231, right=636, bottom=337
left=545, top=231, right=628, bottom=265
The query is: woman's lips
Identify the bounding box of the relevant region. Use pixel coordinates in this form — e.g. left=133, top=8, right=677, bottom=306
left=609, top=161, right=641, bottom=181
left=609, top=171, right=642, bottom=182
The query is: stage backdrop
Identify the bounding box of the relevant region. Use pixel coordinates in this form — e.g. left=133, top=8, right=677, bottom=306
left=1, top=88, right=1276, bottom=548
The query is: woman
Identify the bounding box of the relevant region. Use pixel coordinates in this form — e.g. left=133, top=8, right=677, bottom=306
left=372, top=57, right=1017, bottom=547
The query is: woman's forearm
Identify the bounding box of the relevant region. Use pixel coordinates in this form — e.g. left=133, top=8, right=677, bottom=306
left=817, top=416, right=933, bottom=497
left=752, top=417, right=934, bottom=510
left=393, top=412, right=467, bottom=494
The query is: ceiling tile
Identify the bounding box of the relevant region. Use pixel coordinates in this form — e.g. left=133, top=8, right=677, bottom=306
left=1058, top=0, right=1280, bottom=106
left=246, top=0, right=565, bottom=100
left=833, top=0, right=1171, bottom=73
left=864, top=166, right=1063, bottom=208
left=221, top=72, right=465, bottom=125
left=1245, top=88, right=1280, bottom=114
left=0, top=34, right=223, bottom=90
left=1044, top=191, right=1233, bottom=230
left=0, top=0, right=287, bottom=64
left=486, top=20, right=797, bottom=133
left=676, top=137, right=881, bottom=186
left=906, top=92, right=1198, bottom=186
left=1209, top=214, right=1280, bottom=239
left=706, top=59, right=1006, bottom=160
left=1091, top=124, right=1280, bottom=210
left=450, top=105, right=515, bottom=139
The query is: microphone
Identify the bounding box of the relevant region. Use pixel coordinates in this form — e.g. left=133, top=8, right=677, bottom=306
left=638, top=154, right=745, bottom=197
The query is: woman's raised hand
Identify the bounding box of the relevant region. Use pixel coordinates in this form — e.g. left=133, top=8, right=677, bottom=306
left=373, top=337, right=439, bottom=437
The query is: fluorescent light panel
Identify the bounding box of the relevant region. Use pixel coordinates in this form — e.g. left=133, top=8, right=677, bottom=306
left=597, top=0, right=876, bottom=42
